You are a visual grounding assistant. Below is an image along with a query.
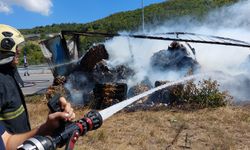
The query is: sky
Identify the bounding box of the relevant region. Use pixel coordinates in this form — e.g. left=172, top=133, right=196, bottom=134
left=0, top=0, right=165, bottom=29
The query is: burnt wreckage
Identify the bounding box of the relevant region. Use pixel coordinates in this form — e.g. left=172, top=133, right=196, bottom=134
left=40, top=31, right=250, bottom=108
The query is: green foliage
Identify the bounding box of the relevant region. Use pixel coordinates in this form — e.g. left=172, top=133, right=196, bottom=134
left=20, top=23, right=84, bottom=35
left=171, top=79, right=232, bottom=110
left=19, top=42, right=46, bottom=66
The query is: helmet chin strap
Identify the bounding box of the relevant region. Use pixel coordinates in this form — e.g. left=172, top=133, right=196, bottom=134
left=0, top=56, right=14, bottom=65
left=0, top=56, right=24, bottom=87
left=0, top=50, right=15, bottom=65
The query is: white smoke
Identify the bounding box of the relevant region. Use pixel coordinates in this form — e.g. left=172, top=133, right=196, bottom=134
left=105, top=36, right=172, bottom=86
left=0, top=0, right=52, bottom=16
left=104, top=0, right=250, bottom=101
left=64, top=72, right=94, bottom=105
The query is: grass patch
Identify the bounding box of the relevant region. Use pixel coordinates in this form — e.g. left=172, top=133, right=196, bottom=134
left=25, top=94, right=46, bottom=103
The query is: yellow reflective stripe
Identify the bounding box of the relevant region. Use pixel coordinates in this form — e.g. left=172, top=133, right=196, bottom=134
left=0, top=105, right=25, bottom=120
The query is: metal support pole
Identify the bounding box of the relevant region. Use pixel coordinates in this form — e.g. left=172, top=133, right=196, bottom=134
left=141, top=0, right=145, bottom=32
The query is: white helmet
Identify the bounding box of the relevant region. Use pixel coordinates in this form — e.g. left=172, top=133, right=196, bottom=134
left=0, top=24, right=25, bottom=64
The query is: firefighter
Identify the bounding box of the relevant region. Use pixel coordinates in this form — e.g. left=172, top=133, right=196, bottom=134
left=0, top=24, right=32, bottom=134
left=0, top=24, right=74, bottom=135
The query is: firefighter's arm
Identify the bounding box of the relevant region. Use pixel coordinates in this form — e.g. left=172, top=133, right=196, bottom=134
left=2, top=97, right=75, bottom=150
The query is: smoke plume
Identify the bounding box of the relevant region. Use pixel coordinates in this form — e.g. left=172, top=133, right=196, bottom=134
left=104, top=0, right=250, bottom=101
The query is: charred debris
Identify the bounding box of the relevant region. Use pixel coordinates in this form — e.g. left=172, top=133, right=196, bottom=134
left=40, top=31, right=250, bottom=110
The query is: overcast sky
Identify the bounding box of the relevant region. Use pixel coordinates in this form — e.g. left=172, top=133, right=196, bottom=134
left=0, top=0, right=165, bottom=29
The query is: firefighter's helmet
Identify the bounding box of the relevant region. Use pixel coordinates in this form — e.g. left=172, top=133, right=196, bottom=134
left=0, top=24, right=25, bottom=64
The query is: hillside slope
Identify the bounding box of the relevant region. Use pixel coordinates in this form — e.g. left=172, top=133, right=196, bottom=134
left=20, top=0, right=239, bottom=35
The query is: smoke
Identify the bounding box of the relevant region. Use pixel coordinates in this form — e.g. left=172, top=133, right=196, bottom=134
left=104, top=0, right=250, bottom=101
left=64, top=72, right=94, bottom=105
left=0, top=0, right=52, bottom=16
left=105, top=36, right=175, bottom=86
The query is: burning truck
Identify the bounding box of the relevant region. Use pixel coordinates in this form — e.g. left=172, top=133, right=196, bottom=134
left=40, top=31, right=250, bottom=109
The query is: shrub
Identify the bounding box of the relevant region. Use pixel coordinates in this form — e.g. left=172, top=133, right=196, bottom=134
left=171, top=78, right=232, bottom=110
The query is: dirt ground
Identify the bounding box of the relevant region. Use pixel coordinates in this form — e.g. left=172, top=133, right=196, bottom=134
left=27, top=98, right=250, bottom=150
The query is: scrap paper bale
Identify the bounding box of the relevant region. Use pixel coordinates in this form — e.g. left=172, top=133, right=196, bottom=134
left=150, top=41, right=200, bottom=74
left=127, top=83, right=151, bottom=104
left=148, top=80, right=184, bottom=105
left=92, top=83, right=127, bottom=109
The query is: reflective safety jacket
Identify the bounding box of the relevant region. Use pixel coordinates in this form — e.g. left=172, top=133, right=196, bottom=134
left=0, top=65, right=31, bottom=133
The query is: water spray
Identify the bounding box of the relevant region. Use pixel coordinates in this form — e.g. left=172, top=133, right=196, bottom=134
left=49, top=59, right=79, bottom=69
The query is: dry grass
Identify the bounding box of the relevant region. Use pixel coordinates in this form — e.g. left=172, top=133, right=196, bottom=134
left=27, top=95, right=250, bottom=150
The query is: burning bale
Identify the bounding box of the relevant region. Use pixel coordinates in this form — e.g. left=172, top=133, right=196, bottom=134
left=148, top=81, right=184, bottom=105
left=43, top=43, right=110, bottom=105
left=65, top=72, right=94, bottom=101
left=112, top=65, right=135, bottom=82
left=53, top=75, right=66, bottom=86
left=73, top=43, right=134, bottom=84
left=93, top=60, right=135, bottom=84
left=92, top=61, right=113, bottom=83
left=46, top=75, right=68, bottom=100
left=125, top=80, right=184, bottom=112
left=65, top=44, right=109, bottom=105
left=65, top=44, right=134, bottom=107
left=150, top=41, right=200, bottom=74
left=128, top=83, right=151, bottom=103
left=44, top=42, right=134, bottom=107
left=46, top=84, right=68, bottom=101
left=76, top=44, right=109, bottom=73
left=92, top=83, right=127, bottom=109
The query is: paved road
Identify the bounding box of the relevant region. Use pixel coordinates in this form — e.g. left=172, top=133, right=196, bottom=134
left=18, top=66, right=54, bottom=96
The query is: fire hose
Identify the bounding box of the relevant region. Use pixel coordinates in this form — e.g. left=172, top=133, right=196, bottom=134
left=17, top=95, right=103, bottom=150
